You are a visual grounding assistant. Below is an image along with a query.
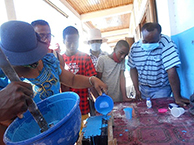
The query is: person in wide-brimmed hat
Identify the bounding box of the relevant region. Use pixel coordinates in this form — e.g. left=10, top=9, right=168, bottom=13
left=86, top=28, right=109, bottom=116
left=0, top=21, right=48, bottom=66
left=87, top=28, right=108, bottom=68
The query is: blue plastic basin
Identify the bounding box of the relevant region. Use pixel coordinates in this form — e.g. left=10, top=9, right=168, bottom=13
left=3, top=92, right=81, bottom=145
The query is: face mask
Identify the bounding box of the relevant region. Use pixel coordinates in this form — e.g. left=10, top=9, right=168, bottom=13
left=91, top=43, right=101, bottom=51
left=113, top=52, right=121, bottom=63
left=141, top=42, right=159, bottom=51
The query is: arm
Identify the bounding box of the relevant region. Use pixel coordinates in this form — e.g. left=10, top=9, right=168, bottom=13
left=167, top=67, right=189, bottom=106
left=57, top=53, right=70, bottom=92
left=88, top=72, right=103, bottom=99
left=120, top=70, right=131, bottom=101
left=0, top=82, right=33, bottom=121
left=59, top=66, right=107, bottom=95
left=58, top=53, right=65, bottom=68
left=130, top=68, right=141, bottom=100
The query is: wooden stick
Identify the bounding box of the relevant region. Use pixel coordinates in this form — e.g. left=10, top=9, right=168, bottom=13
left=108, top=115, right=117, bottom=145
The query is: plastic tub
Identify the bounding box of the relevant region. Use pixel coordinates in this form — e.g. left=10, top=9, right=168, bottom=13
left=4, top=92, right=81, bottom=145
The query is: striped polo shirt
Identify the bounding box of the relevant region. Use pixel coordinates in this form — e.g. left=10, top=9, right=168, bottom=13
left=127, top=34, right=181, bottom=87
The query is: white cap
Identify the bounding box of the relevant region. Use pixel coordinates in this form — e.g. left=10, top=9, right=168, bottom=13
left=87, top=28, right=108, bottom=43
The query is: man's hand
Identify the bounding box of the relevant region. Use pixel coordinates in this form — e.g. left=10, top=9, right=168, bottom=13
left=167, top=67, right=190, bottom=106
left=175, top=97, right=190, bottom=107
left=135, top=90, right=142, bottom=101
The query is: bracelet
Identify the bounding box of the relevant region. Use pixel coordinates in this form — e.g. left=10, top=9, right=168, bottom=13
left=89, top=76, right=95, bottom=86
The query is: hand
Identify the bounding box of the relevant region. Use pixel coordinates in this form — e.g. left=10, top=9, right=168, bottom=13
left=135, top=90, right=142, bottom=101
left=0, top=82, right=33, bottom=121
left=90, top=76, right=108, bottom=96
left=175, top=97, right=190, bottom=107
left=123, top=96, right=134, bottom=102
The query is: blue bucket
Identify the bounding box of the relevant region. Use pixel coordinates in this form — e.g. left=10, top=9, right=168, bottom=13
left=3, top=92, right=81, bottom=145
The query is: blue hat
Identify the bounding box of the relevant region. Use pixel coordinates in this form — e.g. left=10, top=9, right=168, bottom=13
left=0, top=20, right=48, bottom=66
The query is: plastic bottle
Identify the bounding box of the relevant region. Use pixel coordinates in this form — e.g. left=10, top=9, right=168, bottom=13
left=146, top=98, right=152, bottom=108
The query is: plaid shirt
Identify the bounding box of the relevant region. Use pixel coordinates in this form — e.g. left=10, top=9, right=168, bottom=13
left=63, top=51, right=97, bottom=115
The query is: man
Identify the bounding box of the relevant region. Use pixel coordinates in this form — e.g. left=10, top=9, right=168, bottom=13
left=96, top=40, right=132, bottom=102
left=31, top=19, right=67, bottom=92
left=87, top=28, right=109, bottom=114
left=127, top=22, right=189, bottom=106
left=31, top=19, right=65, bottom=68
left=87, top=28, right=108, bottom=68
left=62, top=26, right=97, bottom=130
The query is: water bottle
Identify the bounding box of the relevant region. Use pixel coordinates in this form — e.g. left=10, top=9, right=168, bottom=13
left=146, top=98, right=152, bottom=108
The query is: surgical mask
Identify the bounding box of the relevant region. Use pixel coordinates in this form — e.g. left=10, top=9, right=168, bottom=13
left=91, top=43, right=101, bottom=51
left=142, top=42, right=159, bottom=51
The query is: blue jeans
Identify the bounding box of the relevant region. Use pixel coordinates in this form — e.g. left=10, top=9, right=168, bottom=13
left=140, top=85, right=172, bottom=99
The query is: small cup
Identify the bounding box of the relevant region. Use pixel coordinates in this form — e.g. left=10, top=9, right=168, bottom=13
left=171, top=107, right=185, bottom=117
left=123, top=107, right=133, bottom=120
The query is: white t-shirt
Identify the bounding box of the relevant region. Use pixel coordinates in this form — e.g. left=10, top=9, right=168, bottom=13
left=96, top=55, right=125, bottom=102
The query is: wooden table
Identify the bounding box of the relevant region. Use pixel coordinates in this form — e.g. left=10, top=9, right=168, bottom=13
left=112, top=97, right=194, bottom=145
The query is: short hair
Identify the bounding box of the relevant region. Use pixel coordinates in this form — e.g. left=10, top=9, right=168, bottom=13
left=115, top=40, right=129, bottom=50
left=63, top=26, right=79, bottom=39
left=141, top=22, right=162, bottom=34
left=31, top=19, right=49, bottom=27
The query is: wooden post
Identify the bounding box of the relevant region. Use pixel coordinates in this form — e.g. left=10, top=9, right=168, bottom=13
left=108, top=115, right=117, bottom=145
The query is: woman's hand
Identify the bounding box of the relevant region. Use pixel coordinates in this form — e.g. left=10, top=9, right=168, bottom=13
left=90, top=76, right=108, bottom=96
left=0, top=82, right=33, bottom=121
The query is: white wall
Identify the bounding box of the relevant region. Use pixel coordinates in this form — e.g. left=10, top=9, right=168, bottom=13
left=170, top=0, right=194, bottom=35
left=156, top=0, right=194, bottom=99
left=155, top=0, right=171, bottom=36
left=1, top=0, right=84, bottom=53
left=0, top=1, right=8, bottom=25
left=156, top=0, right=194, bottom=36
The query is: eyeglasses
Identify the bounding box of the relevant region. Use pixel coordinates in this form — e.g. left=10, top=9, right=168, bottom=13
left=37, top=33, right=54, bottom=41
left=23, top=62, right=39, bottom=69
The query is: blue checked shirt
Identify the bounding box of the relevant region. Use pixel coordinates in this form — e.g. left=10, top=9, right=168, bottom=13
left=127, top=34, right=181, bottom=87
